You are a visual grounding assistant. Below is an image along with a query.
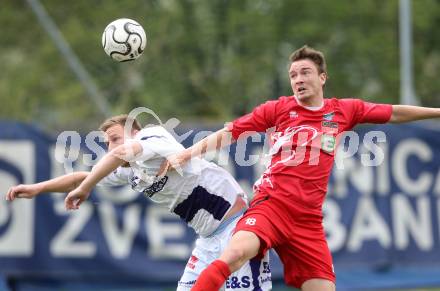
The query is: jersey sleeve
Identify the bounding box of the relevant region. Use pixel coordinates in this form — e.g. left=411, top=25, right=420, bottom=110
left=96, top=168, right=128, bottom=187
left=342, top=98, right=392, bottom=129
left=133, top=128, right=185, bottom=161
left=229, top=100, right=277, bottom=140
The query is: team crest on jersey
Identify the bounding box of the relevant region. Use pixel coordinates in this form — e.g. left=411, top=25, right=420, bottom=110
left=323, top=112, right=335, bottom=121
left=130, top=175, right=139, bottom=188
left=143, top=176, right=168, bottom=197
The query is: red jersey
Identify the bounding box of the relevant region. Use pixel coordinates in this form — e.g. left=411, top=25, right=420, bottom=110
left=230, top=96, right=392, bottom=211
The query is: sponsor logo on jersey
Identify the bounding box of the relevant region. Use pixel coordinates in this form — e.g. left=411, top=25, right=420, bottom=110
left=186, top=255, right=199, bottom=270
left=269, top=125, right=319, bottom=155
left=262, top=261, right=271, bottom=274
left=177, top=280, right=196, bottom=287
left=323, top=112, right=335, bottom=121
left=226, top=276, right=251, bottom=289
left=289, top=111, right=298, bottom=119
left=143, top=176, right=168, bottom=197
left=226, top=275, right=272, bottom=289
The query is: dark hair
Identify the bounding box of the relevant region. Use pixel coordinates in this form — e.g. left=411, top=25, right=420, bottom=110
left=289, top=45, right=327, bottom=75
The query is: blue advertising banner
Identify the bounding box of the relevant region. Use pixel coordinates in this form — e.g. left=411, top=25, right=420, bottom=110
left=1, top=121, right=440, bottom=288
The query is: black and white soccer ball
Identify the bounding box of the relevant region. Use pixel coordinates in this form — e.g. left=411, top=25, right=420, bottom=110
left=102, top=18, right=147, bottom=62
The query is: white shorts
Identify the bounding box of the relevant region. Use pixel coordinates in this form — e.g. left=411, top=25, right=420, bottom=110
left=177, top=213, right=272, bottom=290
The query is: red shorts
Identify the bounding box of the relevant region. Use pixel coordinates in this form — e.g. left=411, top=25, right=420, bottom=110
left=234, top=194, right=335, bottom=288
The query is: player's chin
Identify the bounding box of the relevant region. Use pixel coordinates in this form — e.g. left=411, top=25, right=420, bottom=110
left=296, top=93, right=309, bottom=101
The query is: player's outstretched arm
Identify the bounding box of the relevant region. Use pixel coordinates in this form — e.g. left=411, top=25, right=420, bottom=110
left=157, top=127, right=234, bottom=175
left=64, top=141, right=143, bottom=210
left=178, top=126, right=234, bottom=163
left=389, top=105, right=440, bottom=123
left=5, top=171, right=89, bottom=201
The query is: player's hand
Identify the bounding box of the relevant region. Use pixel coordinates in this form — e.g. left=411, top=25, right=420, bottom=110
left=5, top=184, right=42, bottom=201
left=65, top=187, right=90, bottom=210
left=157, top=154, right=185, bottom=177
left=157, top=159, right=172, bottom=177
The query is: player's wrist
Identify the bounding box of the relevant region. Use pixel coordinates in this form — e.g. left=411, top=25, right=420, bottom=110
left=36, top=181, right=49, bottom=194
left=81, top=185, right=93, bottom=194
left=184, top=148, right=195, bottom=161
left=75, top=181, right=93, bottom=194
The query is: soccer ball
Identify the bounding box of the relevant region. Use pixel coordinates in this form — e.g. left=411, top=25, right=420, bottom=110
left=102, top=18, right=147, bottom=62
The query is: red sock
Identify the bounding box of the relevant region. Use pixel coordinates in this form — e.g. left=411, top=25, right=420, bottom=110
left=191, top=260, right=231, bottom=291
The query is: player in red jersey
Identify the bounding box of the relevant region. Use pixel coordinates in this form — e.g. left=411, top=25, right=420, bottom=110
left=160, top=45, right=440, bottom=290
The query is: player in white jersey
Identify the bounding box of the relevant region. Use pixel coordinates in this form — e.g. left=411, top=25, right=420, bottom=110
left=5, top=114, right=272, bottom=291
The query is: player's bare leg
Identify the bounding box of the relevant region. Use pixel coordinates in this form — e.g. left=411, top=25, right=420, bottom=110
left=219, top=230, right=261, bottom=272
left=301, top=278, right=335, bottom=291
left=191, top=231, right=261, bottom=290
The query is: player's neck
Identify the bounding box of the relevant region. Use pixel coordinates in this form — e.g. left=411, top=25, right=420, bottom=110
left=295, top=95, right=324, bottom=108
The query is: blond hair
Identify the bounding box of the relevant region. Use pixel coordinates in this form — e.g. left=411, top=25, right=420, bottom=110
left=99, top=114, right=141, bottom=132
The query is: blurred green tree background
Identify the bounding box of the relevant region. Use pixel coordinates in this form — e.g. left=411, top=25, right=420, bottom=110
left=1, top=0, right=439, bottom=133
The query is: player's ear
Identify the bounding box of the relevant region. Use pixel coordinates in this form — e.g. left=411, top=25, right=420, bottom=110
left=320, top=73, right=327, bottom=86
left=131, top=128, right=139, bottom=137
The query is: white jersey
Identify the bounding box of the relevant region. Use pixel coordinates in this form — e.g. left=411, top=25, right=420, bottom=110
left=97, top=126, right=246, bottom=237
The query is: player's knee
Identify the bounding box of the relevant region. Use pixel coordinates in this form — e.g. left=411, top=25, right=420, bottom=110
left=221, top=246, right=248, bottom=272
